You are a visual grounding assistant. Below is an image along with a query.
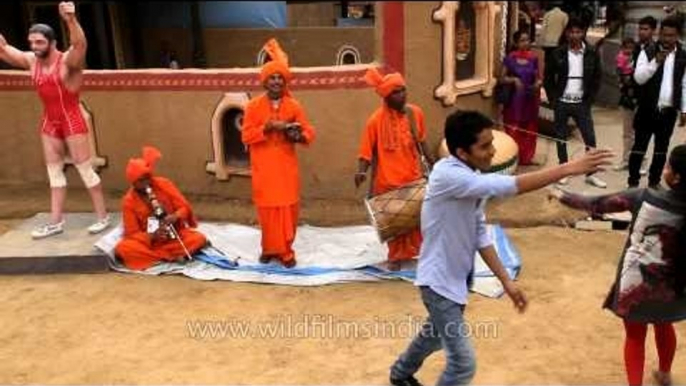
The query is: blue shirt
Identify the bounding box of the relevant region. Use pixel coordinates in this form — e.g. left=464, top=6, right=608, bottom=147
left=415, top=156, right=518, bottom=305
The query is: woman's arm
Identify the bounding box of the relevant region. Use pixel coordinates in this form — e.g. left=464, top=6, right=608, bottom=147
left=550, top=187, right=642, bottom=215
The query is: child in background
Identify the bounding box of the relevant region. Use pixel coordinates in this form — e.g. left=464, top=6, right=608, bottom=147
left=617, top=38, right=636, bottom=78
left=615, top=38, right=638, bottom=171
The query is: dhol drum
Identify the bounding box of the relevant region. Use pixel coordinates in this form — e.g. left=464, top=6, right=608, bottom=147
left=437, top=130, right=519, bottom=175
left=365, top=131, right=518, bottom=243
left=364, top=178, right=427, bottom=243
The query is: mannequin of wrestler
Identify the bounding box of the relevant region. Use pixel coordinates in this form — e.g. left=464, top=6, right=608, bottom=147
left=0, top=2, right=110, bottom=238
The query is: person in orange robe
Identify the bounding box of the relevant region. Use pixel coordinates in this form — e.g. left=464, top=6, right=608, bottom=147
left=115, top=146, right=207, bottom=270
left=354, top=68, right=434, bottom=271
left=241, top=38, right=315, bottom=269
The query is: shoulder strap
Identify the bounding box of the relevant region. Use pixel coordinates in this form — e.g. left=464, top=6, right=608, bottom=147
left=404, top=105, right=431, bottom=176
left=367, top=151, right=377, bottom=199
left=367, top=111, right=379, bottom=198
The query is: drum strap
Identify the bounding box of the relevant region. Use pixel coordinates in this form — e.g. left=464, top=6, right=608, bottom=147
left=368, top=155, right=377, bottom=199
left=404, top=106, right=432, bottom=177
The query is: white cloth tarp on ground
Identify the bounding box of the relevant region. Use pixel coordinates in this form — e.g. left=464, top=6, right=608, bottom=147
left=95, top=223, right=521, bottom=298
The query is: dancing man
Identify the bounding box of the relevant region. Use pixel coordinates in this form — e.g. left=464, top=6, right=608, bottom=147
left=389, top=111, right=612, bottom=386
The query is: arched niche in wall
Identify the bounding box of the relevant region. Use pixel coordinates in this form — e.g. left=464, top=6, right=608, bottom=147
left=64, top=101, right=107, bottom=172
left=336, top=45, right=362, bottom=65
left=205, top=92, right=251, bottom=180
left=256, top=48, right=270, bottom=66
left=433, top=1, right=501, bottom=106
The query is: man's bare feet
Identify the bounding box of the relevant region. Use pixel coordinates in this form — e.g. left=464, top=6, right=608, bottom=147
left=653, top=370, right=672, bottom=386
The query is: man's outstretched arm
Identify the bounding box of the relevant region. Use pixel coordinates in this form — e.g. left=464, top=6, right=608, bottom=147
left=0, top=34, right=32, bottom=70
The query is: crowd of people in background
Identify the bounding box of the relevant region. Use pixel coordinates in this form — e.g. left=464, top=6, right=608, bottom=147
left=499, top=3, right=686, bottom=191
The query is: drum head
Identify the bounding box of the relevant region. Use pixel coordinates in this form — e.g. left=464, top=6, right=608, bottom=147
left=437, top=130, right=519, bottom=175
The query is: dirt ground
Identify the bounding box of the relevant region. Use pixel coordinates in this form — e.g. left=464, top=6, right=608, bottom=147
left=0, top=184, right=684, bottom=385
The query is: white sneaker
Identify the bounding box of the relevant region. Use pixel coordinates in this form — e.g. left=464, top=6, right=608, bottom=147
left=558, top=177, right=570, bottom=185
left=585, top=175, right=607, bottom=188
left=88, top=215, right=111, bottom=234
left=31, top=220, right=65, bottom=239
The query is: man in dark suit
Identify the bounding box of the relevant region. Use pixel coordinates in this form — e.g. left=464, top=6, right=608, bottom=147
left=544, top=17, right=605, bottom=187
left=629, top=17, right=686, bottom=189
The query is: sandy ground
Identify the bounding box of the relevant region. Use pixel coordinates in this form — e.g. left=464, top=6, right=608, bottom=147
left=0, top=222, right=684, bottom=384
left=0, top=178, right=679, bottom=385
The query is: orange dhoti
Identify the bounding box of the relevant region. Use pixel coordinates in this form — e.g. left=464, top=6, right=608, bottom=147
left=257, top=203, right=299, bottom=263
left=115, top=228, right=207, bottom=271
left=388, top=228, right=422, bottom=262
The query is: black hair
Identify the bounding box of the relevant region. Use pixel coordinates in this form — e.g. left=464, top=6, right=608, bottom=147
left=512, top=29, right=529, bottom=44
left=638, top=16, right=658, bottom=30
left=444, top=110, right=494, bottom=157
left=509, top=29, right=530, bottom=52
left=566, top=17, right=587, bottom=31
left=669, top=144, right=686, bottom=190
left=28, top=24, right=56, bottom=42
left=669, top=144, right=686, bottom=296
left=661, top=16, right=683, bottom=35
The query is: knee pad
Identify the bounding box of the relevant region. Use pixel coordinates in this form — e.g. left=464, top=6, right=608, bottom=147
left=75, top=160, right=101, bottom=188
left=46, top=163, right=67, bottom=188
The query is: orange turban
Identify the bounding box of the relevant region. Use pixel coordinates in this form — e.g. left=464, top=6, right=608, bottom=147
left=125, top=146, right=162, bottom=184
left=259, top=38, right=292, bottom=84
left=364, top=67, right=405, bottom=98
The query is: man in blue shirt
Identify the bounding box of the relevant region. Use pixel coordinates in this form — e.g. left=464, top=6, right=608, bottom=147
left=389, top=111, right=613, bottom=386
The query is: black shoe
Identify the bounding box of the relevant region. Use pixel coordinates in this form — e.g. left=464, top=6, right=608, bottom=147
left=390, top=375, right=424, bottom=386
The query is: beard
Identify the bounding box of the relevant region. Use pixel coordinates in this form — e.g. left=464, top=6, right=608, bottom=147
left=33, top=49, right=49, bottom=59
left=267, top=87, right=284, bottom=99
left=387, top=100, right=406, bottom=112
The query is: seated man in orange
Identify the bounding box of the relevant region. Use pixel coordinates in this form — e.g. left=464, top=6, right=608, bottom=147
left=354, top=68, right=434, bottom=271
left=115, top=146, right=207, bottom=270
left=242, top=38, right=315, bottom=269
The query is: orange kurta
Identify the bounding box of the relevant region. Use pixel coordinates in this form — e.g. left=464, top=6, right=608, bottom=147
left=115, top=176, right=207, bottom=270
left=359, top=103, right=427, bottom=262
left=242, top=94, right=315, bottom=261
